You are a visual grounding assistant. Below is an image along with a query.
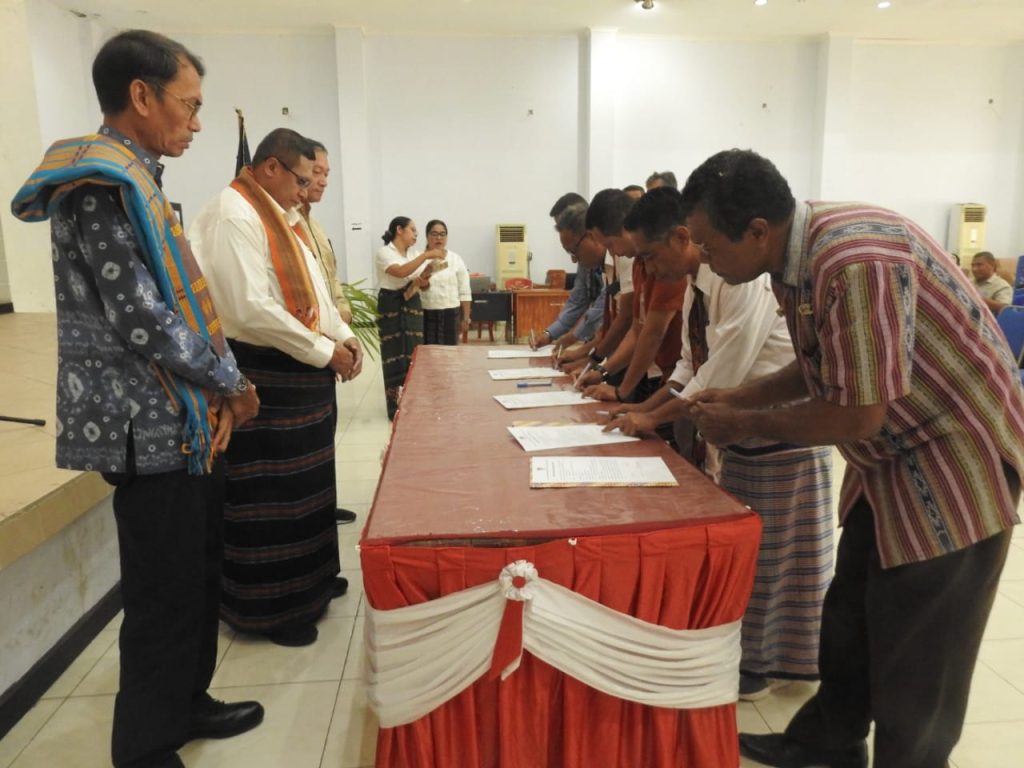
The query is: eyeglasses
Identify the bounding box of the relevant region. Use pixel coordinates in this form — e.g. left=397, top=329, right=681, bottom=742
left=151, top=82, right=202, bottom=119
left=568, top=232, right=589, bottom=257
left=273, top=157, right=312, bottom=189
left=428, top=230, right=448, bottom=237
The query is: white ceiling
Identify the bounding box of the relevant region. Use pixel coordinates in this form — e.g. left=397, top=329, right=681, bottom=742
left=52, top=0, right=1024, bottom=43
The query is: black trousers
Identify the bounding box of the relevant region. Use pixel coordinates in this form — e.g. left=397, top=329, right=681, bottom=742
left=785, top=492, right=1014, bottom=768
left=105, top=460, right=224, bottom=767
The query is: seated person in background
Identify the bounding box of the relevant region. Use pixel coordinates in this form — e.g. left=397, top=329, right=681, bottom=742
left=530, top=201, right=607, bottom=353
left=971, top=250, right=1012, bottom=313
left=645, top=170, right=678, bottom=191
left=420, top=219, right=472, bottom=345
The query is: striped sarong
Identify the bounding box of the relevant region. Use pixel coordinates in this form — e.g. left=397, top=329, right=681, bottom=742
left=220, top=341, right=340, bottom=634
left=377, top=287, right=423, bottom=417
left=721, top=444, right=833, bottom=680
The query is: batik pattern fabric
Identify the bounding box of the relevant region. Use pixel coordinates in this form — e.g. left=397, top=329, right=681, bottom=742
left=9, top=128, right=239, bottom=474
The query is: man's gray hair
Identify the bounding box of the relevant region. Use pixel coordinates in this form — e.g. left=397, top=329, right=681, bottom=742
left=555, top=202, right=588, bottom=237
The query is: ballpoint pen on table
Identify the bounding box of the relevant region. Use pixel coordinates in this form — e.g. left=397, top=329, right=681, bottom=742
left=517, top=380, right=553, bottom=388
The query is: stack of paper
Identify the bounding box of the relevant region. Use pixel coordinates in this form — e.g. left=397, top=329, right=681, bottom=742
left=508, top=424, right=639, bottom=452
left=487, top=347, right=554, bottom=359
left=494, top=391, right=596, bottom=410
left=529, top=456, right=678, bottom=488
left=488, top=367, right=563, bottom=381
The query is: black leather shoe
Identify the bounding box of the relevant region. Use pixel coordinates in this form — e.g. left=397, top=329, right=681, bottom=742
left=188, top=694, right=264, bottom=741
left=266, top=623, right=318, bottom=647
left=335, top=507, right=357, bottom=524
left=331, top=576, right=349, bottom=598
left=739, top=733, right=867, bottom=768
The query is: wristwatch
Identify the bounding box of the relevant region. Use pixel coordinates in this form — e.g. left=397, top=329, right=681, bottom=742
left=593, top=363, right=608, bottom=380
left=589, top=349, right=604, bottom=365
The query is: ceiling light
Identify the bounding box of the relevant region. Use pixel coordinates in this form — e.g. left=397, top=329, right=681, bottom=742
left=877, top=1, right=892, bottom=8
left=754, top=0, right=768, bottom=6
left=635, top=0, right=655, bottom=10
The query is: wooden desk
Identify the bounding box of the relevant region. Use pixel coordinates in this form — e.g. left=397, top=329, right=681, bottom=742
left=512, top=288, right=570, bottom=342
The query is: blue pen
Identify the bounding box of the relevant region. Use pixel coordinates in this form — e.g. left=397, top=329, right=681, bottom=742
left=517, top=380, right=553, bottom=388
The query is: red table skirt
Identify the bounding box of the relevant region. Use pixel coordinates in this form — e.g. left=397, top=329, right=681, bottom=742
left=361, top=513, right=761, bottom=767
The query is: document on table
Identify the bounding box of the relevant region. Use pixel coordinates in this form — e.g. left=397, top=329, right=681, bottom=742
left=488, top=367, right=563, bottom=380
left=508, top=424, right=639, bottom=452
left=529, top=456, right=678, bottom=487
left=488, top=347, right=554, bottom=359
left=494, top=391, right=596, bottom=410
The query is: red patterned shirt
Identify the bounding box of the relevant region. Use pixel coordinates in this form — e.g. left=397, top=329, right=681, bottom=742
left=773, top=201, right=1024, bottom=567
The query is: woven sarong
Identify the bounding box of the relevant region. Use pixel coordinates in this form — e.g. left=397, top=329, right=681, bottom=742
left=721, top=445, right=833, bottom=680
left=220, top=341, right=340, bottom=633
left=377, top=288, right=423, bottom=417
left=423, top=307, right=460, bottom=346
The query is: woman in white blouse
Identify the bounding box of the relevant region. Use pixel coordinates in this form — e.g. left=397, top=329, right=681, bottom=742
left=419, top=219, right=472, bottom=345
left=374, top=216, right=443, bottom=419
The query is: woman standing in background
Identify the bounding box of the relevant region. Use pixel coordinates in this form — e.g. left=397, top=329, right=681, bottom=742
left=374, top=216, right=443, bottom=419
left=420, top=219, right=472, bottom=345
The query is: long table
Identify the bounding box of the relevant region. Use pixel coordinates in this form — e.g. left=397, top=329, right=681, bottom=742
left=360, top=346, right=760, bottom=767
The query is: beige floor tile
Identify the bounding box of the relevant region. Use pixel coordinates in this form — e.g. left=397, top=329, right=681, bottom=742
left=978, top=638, right=1024, bottom=690
left=997, top=544, right=1024, bottom=581
left=337, top=460, right=385, bottom=484
left=952, top=721, right=1024, bottom=768
left=9, top=696, right=114, bottom=768
left=325, top=570, right=365, bottom=620
left=40, top=629, right=117, bottom=700
left=211, top=617, right=356, bottom=688
left=964, top=661, right=1024, bottom=723
left=343, top=617, right=366, bottom=681
left=982, top=593, right=1024, bottom=641
left=736, top=701, right=771, bottom=734
left=181, top=682, right=338, bottom=768
left=0, top=698, right=61, bottom=768
left=321, top=680, right=378, bottom=768
left=749, top=680, right=818, bottom=733
left=996, top=578, right=1024, bottom=609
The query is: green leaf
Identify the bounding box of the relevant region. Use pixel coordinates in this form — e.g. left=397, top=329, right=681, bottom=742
left=341, top=280, right=380, bottom=360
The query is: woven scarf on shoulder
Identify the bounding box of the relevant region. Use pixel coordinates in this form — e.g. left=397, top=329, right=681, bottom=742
left=10, top=133, right=226, bottom=475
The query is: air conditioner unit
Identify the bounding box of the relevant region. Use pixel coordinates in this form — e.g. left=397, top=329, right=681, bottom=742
left=496, top=224, right=529, bottom=285
left=947, top=203, right=986, bottom=262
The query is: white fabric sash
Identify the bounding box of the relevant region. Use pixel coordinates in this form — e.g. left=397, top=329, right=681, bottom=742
left=365, top=560, right=741, bottom=728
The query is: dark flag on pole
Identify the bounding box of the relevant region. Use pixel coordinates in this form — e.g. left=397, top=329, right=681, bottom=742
left=234, top=108, right=251, bottom=176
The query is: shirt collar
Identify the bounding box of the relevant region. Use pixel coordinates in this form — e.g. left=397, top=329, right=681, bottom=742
left=778, top=200, right=811, bottom=288
left=694, top=264, right=716, bottom=293
left=98, top=126, right=164, bottom=186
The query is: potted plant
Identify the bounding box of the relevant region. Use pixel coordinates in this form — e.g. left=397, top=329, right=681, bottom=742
left=341, top=279, right=380, bottom=359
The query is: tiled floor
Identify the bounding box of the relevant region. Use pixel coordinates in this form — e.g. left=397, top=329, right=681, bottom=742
left=3, top=326, right=1024, bottom=766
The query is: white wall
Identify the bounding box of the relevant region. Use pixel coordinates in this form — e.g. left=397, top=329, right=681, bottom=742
left=839, top=40, right=1024, bottom=258
left=14, top=11, right=1024, bottom=307
left=364, top=34, right=581, bottom=283
left=612, top=36, right=821, bottom=201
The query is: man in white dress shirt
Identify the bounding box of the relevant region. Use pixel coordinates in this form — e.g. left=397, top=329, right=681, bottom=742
left=607, top=187, right=834, bottom=702
left=190, top=128, right=361, bottom=647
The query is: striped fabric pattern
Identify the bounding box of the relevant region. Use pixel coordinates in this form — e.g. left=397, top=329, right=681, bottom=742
left=777, top=202, right=1024, bottom=568
left=377, top=287, right=424, bottom=390
left=721, top=446, right=833, bottom=679
left=220, top=341, right=340, bottom=633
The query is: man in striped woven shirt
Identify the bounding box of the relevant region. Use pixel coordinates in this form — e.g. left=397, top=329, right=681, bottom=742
left=678, top=149, right=1024, bottom=768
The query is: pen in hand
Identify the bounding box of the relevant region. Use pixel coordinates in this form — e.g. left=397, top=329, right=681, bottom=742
left=573, top=360, right=593, bottom=391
